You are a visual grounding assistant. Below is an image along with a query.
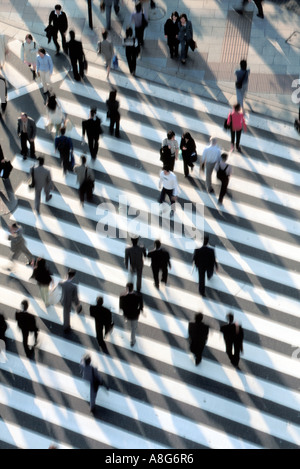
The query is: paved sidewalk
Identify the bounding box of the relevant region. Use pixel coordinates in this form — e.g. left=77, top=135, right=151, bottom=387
left=0, top=0, right=300, bottom=123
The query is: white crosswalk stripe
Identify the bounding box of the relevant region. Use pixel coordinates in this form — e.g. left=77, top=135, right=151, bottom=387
left=0, top=68, right=299, bottom=449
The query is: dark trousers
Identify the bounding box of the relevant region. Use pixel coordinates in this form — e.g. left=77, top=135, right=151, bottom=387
left=135, top=26, right=144, bottom=47
left=159, top=187, right=174, bottom=205
left=225, top=339, right=241, bottom=367
left=168, top=38, right=179, bottom=58
left=151, top=265, right=168, bottom=288
left=53, top=29, right=67, bottom=53
left=87, top=135, right=99, bottom=160
left=79, top=181, right=93, bottom=203
left=126, top=47, right=137, bottom=74
left=163, top=156, right=175, bottom=172
left=198, top=267, right=213, bottom=296
left=60, top=151, right=70, bottom=174
left=71, top=57, right=84, bottom=80
left=183, top=155, right=194, bottom=177
left=95, top=324, right=109, bottom=353
left=20, top=132, right=35, bottom=158
left=22, top=329, right=38, bottom=357
left=230, top=129, right=242, bottom=147
left=218, top=176, right=229, bottom=204
left=109, top=115, right=120, bottom=137
left=253, top=0, right=264, bottom=16
left=190, top=341, right=205, bottom=364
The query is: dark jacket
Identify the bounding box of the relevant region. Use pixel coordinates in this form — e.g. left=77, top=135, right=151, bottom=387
left=82, top=117, right=103, bottom=138
left=147, top=248, right=171, bottom=269
left=66, top=39, right=83, bottom=60
left=15, top=311, right=38, bottom=333
left=221, top=322, right=244, bottom=350
left=48, top=10, right=68, bottom=33
left=32, top=265, right=52, bottom=286
left=90, top=304, right=112, bottom=328
left=119, top=291, right=143, bottom=320
left=125, top=244, right=146, bottom=270
left=164, top=18, right=180, bottom=43
left=0, top=160, right=13, bottom=179
left=106, top=98, right=120, bottom=119
left=188, top=321, right=209, bottom=347
left=193, top=245, right=217, bottom=271
left=180, top=136, right=196, bottom=158
left=177, top=20, right=193, bottom=43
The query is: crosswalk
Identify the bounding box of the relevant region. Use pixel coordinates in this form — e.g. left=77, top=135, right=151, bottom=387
left=0, top=64, right=299, bottom=449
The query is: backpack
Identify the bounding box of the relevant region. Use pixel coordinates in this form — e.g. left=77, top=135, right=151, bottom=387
left=217, top=164, right=229, bottom=181
left=160, top=145, right=171, bottom=163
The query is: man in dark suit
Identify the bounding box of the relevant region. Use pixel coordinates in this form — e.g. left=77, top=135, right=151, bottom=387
left=66, top=30, right=84, bottom=81
left=193, top=235, right=218, bottom=297
left=32, top=157, right=53, bottom=214
left=0, top=75, right=7, bottom=114
left=59, top=269, right=82, bottom=332
left=90, top=296, right=113, bottom=353
left=15, top=300, right=39, bottom=358
left=48, top=4, right=68, bottom=54
left=188, top=313, right=209, bottom=365
left=55, top=127, right=73, bottom=174
left=17, top=112, right=36, bottom=160
left=124, top=237, right=146, bottom=292
left=147, top=239, right=171, bottom=289
left=119, top=282, right=143, bottom=347
left=82, top=108, right=103, bottom=161
left=220, top=312, right=244, bottom=369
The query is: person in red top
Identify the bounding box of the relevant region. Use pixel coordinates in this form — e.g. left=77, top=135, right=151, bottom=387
left=227, top=103, right=247, bottom=153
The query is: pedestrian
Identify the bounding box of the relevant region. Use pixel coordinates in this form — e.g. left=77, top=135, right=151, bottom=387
left=97, top=29, right=114, bottom=79
left=59, top=269, right=82, bottom=333
left=0, top=313, right=8, bottom=349
left=122, top=27, right=139, bottom=76
left=100, top=0, right=120, bottom=31
left=215, top=152, right=232, bottom=206
left=227, top=103, right=247, bottom=153
left=0, top=75, right=7, bottom=115
left=0, top=152, right=13, bottom=180
left=164, top=11, right=180, bottom=59
left=161, top=130, right=179, bottom=172
left=180, top=131, right=197, bottom=178
left=234, top=0, right=249, bottom=15
left=36, top=48, right=53, bottom=96
left=147, top=239, right=171, bottom=289
left=55, top=127, right=73, bottom=174
left=177, top=13, right=193, bottom=65
left=31, top=257, right=53, bottom=306
left=17, top=112, right=37, bottom=160
left=136, top=0, right=150, bottom=21
left=193, top=235, right=218, bottom=297
left=80, top=354, right=109, bottom=414
left=188, top=313, right=209, bottom=365
left=253, top=0, right=264, bottom=18
left=124, top=237, right=146, bottom=292
left=15, top=300, right=39, bottom=358
left=31, top=157, right=53, bottom=214
left=158, top=166, right=179, bottom=216
left=20, top=34, right=38, bottom=80
left=220, top=312, right=244, bottom=369
left=90, top=296, right=113, bottom=354
left=82, top=107, right=103, bottom=161
left=45, top=93, right=64, bottom=135
left=8, top=222, right=34, bottom=267
left=74, top=155, right=95, bottom=206
left=201, top=137, right=221, bottom=194
left=106, top=89, right=120, bottom=137
left=131, top=2, right=147, bottom=49
left=119, top=282, right=143, bottom=347
left=66, top=30, right=84, bottom=81
left=235, top=59, right=250, bottom=112
left=48, top=4, right=68, bottom=55
left=0, top=34, right=8, bottom=69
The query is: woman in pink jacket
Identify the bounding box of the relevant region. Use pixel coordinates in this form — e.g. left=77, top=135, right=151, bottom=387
left=227, top=103, right=247, bottom=153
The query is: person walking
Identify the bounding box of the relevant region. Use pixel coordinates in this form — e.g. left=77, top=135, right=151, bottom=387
left=164, top=11, right=180, bottom=59
left=180, top=131, right=197, bottom=178
left=193, top=235, right=218, bottom=297
left=17, top=112, right=37, bottom=160
left=226, top=103, right=247, bottom=153
left=90, top=296, right=113, bottom=353
left=158, top=166, right=179, bottom=216
left=55, top=127, right=74, bottom=174
left=177, top=13, right=193, bottom=65
left=253, top=0, right=264, bottom=18
left=188, top=313, right=209, bottom=365
left=31, top=157, right=53, bottom=214
left=59, top=269, right=82, bottom=333
left=15, top=300, right=39, bottom=358
left=201, top=137, right=221, bottom=194
left=147, top=239, right=171, bottom=289
left=122, top=27, right=139, bottom=76
left=131, top=2, right=146, bottom=49
left=101, top=0, right=120, bottom=31
left=97, top=29, right=114, bottom=79
left=45, top=93, right=64, bottom=135
left=20, top=34, right=38, bottom=80
left=215, top=152, right=232, bottom=206
left=235, top=59, right=250, bottom=112
left=48, top=4, right=68, bottom=55
left=220, top=312, right=244, bottom=369
left=74, top=155, right=95, bottom=206
left=119, top=282, right=143, bottom=347
left=0, top=75, right=7, bottom=115
left=0, top=313, right=8, bottom=350
left=80, top=354, right=109, bottom=414
left=31, top=258, right=53, bottom=306
left=161, top=130, right=179, bottom=172
left=124, top=237, right=146, bottom=292
left=8, top=223, right=34, bottom=267
left=106, top=89, right=120, bottom=137
left=36, top=48, right=53, bottom=96
left=82, top=107, right=103, bottom=161
left=66, top=30, right=84, bottom=81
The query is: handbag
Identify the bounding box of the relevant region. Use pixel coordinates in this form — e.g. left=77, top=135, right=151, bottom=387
left=189, top=151, right=197, bottom=163
left=189, top=39, right=197, bottom=52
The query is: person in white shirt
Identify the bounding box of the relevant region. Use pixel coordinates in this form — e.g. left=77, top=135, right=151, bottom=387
left=201, top=137, right=221, bottom=194
left=20, top=34, right=38, bottom=80
left=159, top=166, right=179, bottom=215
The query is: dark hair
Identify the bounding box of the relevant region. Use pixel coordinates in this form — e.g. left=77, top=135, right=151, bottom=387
left=38, top=47, right=46, bottom=55
left=163, top=165, right=170, bottom=172
left=38, top=156, right=44, bottom=166
left=21, top=299, right=29, bottom=311
left=135, top=2, right=142, bottom=13
left=109, top=89, right=117, bottom=101
left=183, top=131, right=191, bottom=140
left=83, top=354, right=91, bottom=365
left=227, top=312, right=234, bottom=323
left=180, top=13, right=187, bottom=21
left=240, top=59, right=247, bottom=70
left=60, top=127, right=66, bottom=135
left=126, top=282, right=134, bottom=292
left=102, top=29, right=108, bottom=40
left=203, top=235, right=209, bottom=245
left=167, top=130, right=175, bottom=140
left=81, top=155, right=87, bottom=165
left=46, top=94, right=57, bottom=111
left=154, top=239, right=161, bottom=249
left=68, top=269, right=76, bottom=279
left=69, top=30, right=75, bottom=40
left=36, top=258, right=46, bottom=269
left=171, top=11, right=179, bottom=19
left=221, top=152, right=228, bottom=161
left=126, top=27, right=133, bottom=39
left=96, top=296, right=104, bottom=306
left=55, top=4, right=62, bottom=10
left=90, top=107, right=96, bottom=117
left=26, top=34, right=33, bottom=41
left=234, top=103, right=241, bottom=112
left=195, top=313, right=203, bottom=324
left=131, top=237, right=139, bottom=246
